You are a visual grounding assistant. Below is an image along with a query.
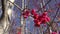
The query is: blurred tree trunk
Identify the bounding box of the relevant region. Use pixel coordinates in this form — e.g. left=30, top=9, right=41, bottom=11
left=7, top=0, right=15, bottom=34
left=1, top=0, right=9, bottom=34
left=1, top=0, right=14, bottom=34
left=21, top=0, right=25, bottom=34
left=1, top=0, right=7, bottom=30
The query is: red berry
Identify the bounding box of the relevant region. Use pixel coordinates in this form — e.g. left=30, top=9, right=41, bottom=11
left=23, top=15, right=28, bottom=18
left=40, top=18, right=47, bottom=24
left=38, top=15, right=42, bottom=21
left=40, top=13, right=50, bottom=24
left=34, top=19, right=41, bottom=27
left=22, top=9, right=30, bottom=18
left=17, top=32, right=21, bottom=34
left=46, top=17, right=50, bottom=22
left=22, top=13, right=27, bottom=18
left=33, top=13, right=39, bottom=19
left=51, top=32, right=57, bottom=34
left=41, top=12, right=48, bottom=18
left=34, top=19, right=38, bottom=24
left=42, top=11, right=48, bottom=16
left=31, top=9, right=36, bottom=15
left=22, top=12, right=25, bottom=15
left=25, top=10, right=30, bottom=16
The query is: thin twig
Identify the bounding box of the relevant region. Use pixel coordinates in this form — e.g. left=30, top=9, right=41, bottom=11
left=51, top=8, right=59, bottom=24
left=37, top=0, right=51, bottom=12
left=8, top=0, right=22, bottom=11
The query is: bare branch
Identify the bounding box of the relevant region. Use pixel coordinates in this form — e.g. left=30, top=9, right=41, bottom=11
left=8, top=0, right=22, bottom=11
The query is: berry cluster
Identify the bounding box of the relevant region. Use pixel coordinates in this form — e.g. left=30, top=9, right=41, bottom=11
left=22, top=9, right=50, bottom=27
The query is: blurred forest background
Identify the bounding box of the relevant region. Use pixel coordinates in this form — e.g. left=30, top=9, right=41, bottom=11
left=0, top=0, right=60, bottom=34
